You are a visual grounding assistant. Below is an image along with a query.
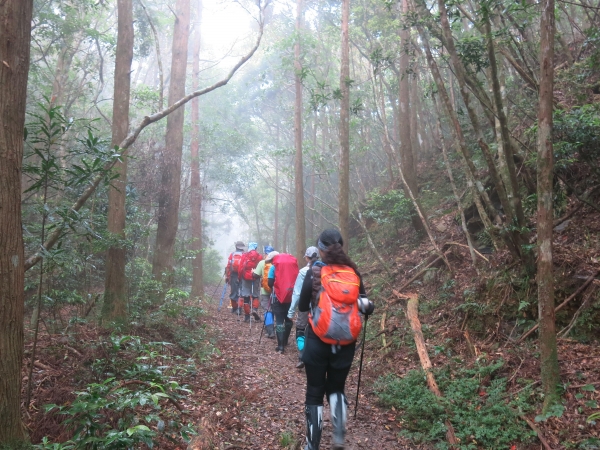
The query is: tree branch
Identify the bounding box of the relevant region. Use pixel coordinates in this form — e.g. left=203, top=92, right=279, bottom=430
left=24, top=1, right=268, bottom=272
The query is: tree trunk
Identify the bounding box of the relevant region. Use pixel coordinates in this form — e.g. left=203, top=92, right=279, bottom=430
left=274, top=153, right=279, bottom=249
left=537, top=0, right=560, bottom=413
left=190, top=0, right=204, bottom=299
left=399, top=0, right=426, bottom=236
left=409, top=75, right=421, bottom=163
left=437, top=0, right=524, bottom=259
left=338, top=0, right=350, bottom=252
left=405, top=294, right=459, bottom=446
left=413, top=12, right=504, bottom=251
left=152, top=0, right=191, bottom=284
left=294, top=0, right=306, bottom=264
left=102, top=0, right=134, bottom=322
left=484, top=12, right=527, bottom=234
left=0, top=0, right=33, bottom=442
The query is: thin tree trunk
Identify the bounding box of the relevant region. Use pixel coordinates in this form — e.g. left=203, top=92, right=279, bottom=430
left=294, top=0, right=306, bottom=264
left=102, top=0, right=134, bottom=322
left=338, top=0, right=351, bottom=251
left=537, top=0, right=560, bottom=413
left=190, top=0, right=203, bottom=299
left=434, top=96, right=478, bottom=270
left=412, top=10, right=504, bottom=251
left=437, top=2, right=508, bottom=212
left=274, top=124, right=280, bottom=249
left=399, top=0, right=426, bottom=236
left=152, top=0, right=191, bottom=285
left=0, top=0, right=33, bottom=442
left=484, top=12, right=527, bottom=233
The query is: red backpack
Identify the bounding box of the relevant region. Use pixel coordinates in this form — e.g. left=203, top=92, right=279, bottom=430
left=230, top=251, right=243, bottom=274
left=309, top=264, right=362, bottom=345
left=272, top=254, right=299, bottom=304
left=240, top=250, right=262, bottom=281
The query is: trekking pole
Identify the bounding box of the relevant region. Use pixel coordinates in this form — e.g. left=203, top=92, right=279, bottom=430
left=217, top=283, right=228, bottom=311
left=210, top=274, right=225, bottom=300
left=249, top=282, right=254, bottom=333
left=354, top=315, right=369, bottom=419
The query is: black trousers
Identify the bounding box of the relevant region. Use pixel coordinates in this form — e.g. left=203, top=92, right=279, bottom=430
left=271, top=298, right=292, bottom=331
left=302, top=326, right=356, bottom=405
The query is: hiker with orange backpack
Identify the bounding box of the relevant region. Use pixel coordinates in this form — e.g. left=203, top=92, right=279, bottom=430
left=288, top=246, right=319, bottom=369
left=253, top=246, right=278, bottom=338
left=297, top=229, right=374, bottom=450
left=237, top=242, right=263, bottom=323
left=267, top=253, right=299, bottom=353
left=225, top=241, right=245, bottom=314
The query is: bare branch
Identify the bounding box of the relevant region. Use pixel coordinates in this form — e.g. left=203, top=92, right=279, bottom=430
left=24, top=3, right=268, bottom=272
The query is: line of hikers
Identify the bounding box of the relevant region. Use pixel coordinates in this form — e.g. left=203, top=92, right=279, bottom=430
left=223, top=229, right=375, bottom=450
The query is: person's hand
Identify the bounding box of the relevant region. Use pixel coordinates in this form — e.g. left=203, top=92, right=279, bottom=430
left=357, top=297, right=375, bottom=316
left=225, top=278, right=230, bottom=284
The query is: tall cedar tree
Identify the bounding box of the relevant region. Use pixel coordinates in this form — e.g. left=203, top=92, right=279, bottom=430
left=399, top=0, right=425, bottom=236
left=537, top=0, right=560, bottom=412
left=0, top=0, right=33, bottom=441
left=153, top=0, right=191, bottom=283
left=190, top=0, right=204, bottom=298
left=294, top=0, right=306, bottom=263
left=338, top=0, right=350, bottom=251
left=103, top=0, right=134, bottom=321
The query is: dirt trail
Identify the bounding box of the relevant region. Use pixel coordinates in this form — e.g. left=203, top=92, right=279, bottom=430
left=194, top=290, right=412, bottom=450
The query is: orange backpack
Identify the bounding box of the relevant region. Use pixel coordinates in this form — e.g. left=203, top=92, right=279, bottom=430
left=309, top=264, right=362, bottom=345
left=262, top=262, right=272, bottom=293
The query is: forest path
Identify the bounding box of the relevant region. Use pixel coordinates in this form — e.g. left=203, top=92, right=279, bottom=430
left=193, top=288, right=413, bottom=450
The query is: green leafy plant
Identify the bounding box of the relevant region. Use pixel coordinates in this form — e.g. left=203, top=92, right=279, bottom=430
left=375, top=361, right=536, bottom=449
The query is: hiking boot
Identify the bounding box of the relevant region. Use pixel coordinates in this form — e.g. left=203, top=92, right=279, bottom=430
left=231, top=307, right=238, bottom=314
left=329, top=393, right=347, bottom=449
left=275, top=326, right=285, bottom=353
left=283, top=321, right=293, bottom=346
left=304, top=404, right=323, bottom=450
left=244, top=314, right=250, bottom=323
left=266, top=324, right=275, bottom=338
left=251, top=311, right=261, bottom=321
left=296, top=360, right=305, bottom=369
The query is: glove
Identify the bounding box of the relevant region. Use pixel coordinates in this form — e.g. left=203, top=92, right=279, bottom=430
left=226, top=278, right=230, bottom=284
left=357, top=296, right=375, bottom=316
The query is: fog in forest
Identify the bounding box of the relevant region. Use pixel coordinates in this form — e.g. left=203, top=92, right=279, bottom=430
left=1, top=0, right=600, bottom=447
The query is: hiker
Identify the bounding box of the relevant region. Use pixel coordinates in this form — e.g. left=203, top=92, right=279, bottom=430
left=237, top=242, right=263, bottom=323
left=267, top=253, right=299, bottom=353
left=297, top=229, right=374, bottom=450
left=225, top=241, right=245, bottom=314
left=288, top=246, right=319, bottom=369
left=253, top=246, right=278, bottom=338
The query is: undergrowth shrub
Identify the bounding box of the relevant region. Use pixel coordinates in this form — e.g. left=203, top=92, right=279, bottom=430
left=38, top=335, right=201, bottom=449
left=375, top=361, right=536, bottom=449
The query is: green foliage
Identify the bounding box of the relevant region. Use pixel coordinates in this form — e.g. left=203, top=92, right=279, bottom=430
left=553, top=104, right=600, bottom=171
left=363, top=189, right=412, bottom=227
left=279, top=430, right=295, bottom=447
left=39, top=335, right=199, bottom=449
left=375, top=361, right=536, bottom=449
left=203, top=248, right=223, bottom=285
left=456, top=35, right=489, bottom=74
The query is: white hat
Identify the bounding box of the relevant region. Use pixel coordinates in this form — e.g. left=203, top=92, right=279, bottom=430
left=266, top=251, right=279, bottom=261
left=304, top=246, right=319, bottom=258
